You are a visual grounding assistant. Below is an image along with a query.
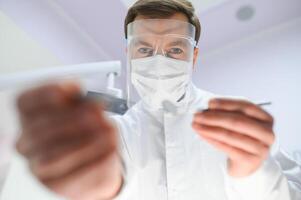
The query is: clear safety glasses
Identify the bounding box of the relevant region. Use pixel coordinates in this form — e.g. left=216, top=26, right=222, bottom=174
left=128, top=34, right=196, bottom=62
left=127, top=19, right=197, bottom=62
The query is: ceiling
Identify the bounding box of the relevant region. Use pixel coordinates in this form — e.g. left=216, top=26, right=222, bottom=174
left=1, top=0, right=301, bottom=155
left=1, top=0, right=301, bottom=61
left=52, top=0, right=301, bottom=60
left=1, top=0, right=301, bottom=75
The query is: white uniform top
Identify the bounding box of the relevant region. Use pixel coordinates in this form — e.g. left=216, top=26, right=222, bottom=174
left=112, top=84, right=301, bottom=200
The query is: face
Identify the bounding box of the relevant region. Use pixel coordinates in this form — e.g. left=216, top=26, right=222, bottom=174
left=127, top=13, right=199, bottom=66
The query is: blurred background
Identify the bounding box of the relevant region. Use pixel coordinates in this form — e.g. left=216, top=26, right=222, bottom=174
left=0, top=0, right=301, bottom=196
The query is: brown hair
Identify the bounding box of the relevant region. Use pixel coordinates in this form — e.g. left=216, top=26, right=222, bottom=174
left=124, top=0, right=201, bottom=44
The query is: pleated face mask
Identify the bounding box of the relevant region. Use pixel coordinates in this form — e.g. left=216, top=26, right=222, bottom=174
left=130, top=55, right=192, bottom=111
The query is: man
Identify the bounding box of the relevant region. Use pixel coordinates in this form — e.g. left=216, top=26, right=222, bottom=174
left=16, top=0, right=301, bottom=199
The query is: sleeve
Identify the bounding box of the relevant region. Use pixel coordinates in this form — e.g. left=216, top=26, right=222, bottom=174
left=0, top=134, right=14, bottom=195
left=272, top=148, right=301, bottom=200
left=223, top=146, right=301, bottom=200
left=110, top=115, right=138, bottom=200
left=0, top=163, right=10, bottom=195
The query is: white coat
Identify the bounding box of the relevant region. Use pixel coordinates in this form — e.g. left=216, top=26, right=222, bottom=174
left=112, top=84, right=301, bottom=200
left=1, top=85, right=300, bottom=200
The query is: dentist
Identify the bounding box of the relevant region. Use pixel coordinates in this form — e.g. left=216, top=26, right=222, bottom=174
left=16, top=0, right=301, bottom=200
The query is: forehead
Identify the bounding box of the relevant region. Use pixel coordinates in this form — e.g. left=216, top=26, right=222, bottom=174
left=135, top=12, right=189, bottom=23
left=128, top=14, right=195, bottom=39
left=132, top=21, right=189, bottom=36
left=132, top=35, right=190, bottom=48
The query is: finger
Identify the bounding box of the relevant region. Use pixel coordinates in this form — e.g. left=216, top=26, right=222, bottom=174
left=17, top=102, right=104, bottom=157
left=22, top=99, right=103, bottom=138
left=194, top=110, right=275, bottom=146
left=200, top=134, right=258, bottom=162
left=209, top=98, right=274, bottom=124
left=33, top=116, right=115, bottom=163
left=17, top=82, right=82, bottom=116
left=42, top=151, right=121, bottom=200
left=30, top=126, right=117, bottom=180
left=34, top=133, right=94, bottom=163
left=20, top=94, right=104, bottom=131
left=18, top=126, right=94, bottom=160
left=192, top=123, right=269, bottom=156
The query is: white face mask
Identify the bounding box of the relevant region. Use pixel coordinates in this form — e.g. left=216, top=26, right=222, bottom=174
left=131, top=55, right=192, bottom=111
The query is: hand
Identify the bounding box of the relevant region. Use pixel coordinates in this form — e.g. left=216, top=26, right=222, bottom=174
left=16, top=83, right=122, bottom=200
left=192, top=98, right=275, bottom=178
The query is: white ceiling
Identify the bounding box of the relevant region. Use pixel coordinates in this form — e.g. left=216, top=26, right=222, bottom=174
left=1, top=0, right=301, bottom=63
left=1, top=0, right=301, bottom=154
left=1, top=0, right=301, bottom=78
left=1, top=0, right=300, bottom=91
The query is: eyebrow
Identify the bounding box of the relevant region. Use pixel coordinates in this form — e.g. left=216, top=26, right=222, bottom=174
left=166, top=40, right=188, bottom=47
left=133, top=40, right=153, bottom=47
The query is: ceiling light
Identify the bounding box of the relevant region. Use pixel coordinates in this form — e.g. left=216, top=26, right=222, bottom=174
left=236, top=5, right=255, bottom=21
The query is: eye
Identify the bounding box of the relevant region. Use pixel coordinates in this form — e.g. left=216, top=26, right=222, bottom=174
left=168, top=47, right=183, bottom=54
left=138, top=47, right=153, bottom=56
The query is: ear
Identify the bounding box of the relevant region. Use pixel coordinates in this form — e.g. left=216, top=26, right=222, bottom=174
left=192, top=47, right=199, bottom=69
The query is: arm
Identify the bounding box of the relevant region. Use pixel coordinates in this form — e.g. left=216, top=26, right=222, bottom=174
left=110, top=115, right=139, bottom=200
left=272, top=148, right=301, bottom=199
left=0, top=135, right=14, bottom=194
left=192, top=98, right=300, bottom=200
left=16, top=83, right=123, bottom=200
left=223, top=153, right=298, bottom=200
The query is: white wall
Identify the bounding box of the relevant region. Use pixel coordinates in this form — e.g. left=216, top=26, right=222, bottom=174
left=0, top=10, right=63, bottom=139
left=0, top=0, right=110, bottom=65
left=0, top=10, right=62, bottom=191
left=194, top=17, right=301, bottom=153
left=0, top=11, right=61, bottom=73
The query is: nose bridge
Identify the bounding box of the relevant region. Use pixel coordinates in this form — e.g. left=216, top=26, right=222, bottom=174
left=154, top=37, right=165, bottom=56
